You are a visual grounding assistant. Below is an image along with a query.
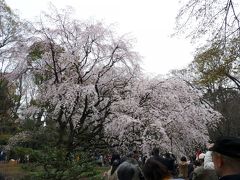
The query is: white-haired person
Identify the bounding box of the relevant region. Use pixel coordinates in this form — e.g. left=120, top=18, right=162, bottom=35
left=192, top=153, right=218, bottom=180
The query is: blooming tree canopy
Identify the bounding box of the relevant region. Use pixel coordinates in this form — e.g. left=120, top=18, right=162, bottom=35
left=25, top=8, right=141, bottom=151
left=105, top=77, right=221, bottom=157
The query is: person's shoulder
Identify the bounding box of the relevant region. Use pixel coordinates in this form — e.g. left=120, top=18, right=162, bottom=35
left=179, top=161, right=188, bottom=165
left=151, top=155, right=162, bottom=161
left=220, top=174, right=240, bottom=180
left=194, top=166, right=204, bottom=173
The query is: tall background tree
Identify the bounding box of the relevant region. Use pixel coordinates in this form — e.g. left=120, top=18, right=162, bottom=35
left=0, top=0, right=28, bottom=137
left=174, top=0, right=240, bottom=137
left=176, top=0, right=240, bottom=42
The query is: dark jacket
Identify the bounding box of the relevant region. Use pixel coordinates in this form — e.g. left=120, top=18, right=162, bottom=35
left=151, top=155, right=172, bottom=171
left=219, top=174, right=240, bottom=180
left=111, top=153, right=121, bottom=165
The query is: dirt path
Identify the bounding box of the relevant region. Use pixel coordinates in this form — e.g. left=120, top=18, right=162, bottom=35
left=0, top=162, right=27, bottom=179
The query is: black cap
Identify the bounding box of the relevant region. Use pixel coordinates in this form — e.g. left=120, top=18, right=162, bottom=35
left=209, top=136, right=240, bottom=158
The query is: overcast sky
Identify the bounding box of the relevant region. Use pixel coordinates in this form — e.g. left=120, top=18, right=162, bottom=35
left=6, top=0, right=194, bottom=75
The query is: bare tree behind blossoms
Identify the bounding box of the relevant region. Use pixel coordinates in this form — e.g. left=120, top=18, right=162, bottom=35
left=175, top=0, right=240, bottom=87
left=105, top=77, right=221, bottom=157
left=25, top=7, right=141, bottom=152
left=0, top=0, right=29, bottom=75
left=0, top=0, right=31, bottom=119
left=175, top=0, right=240, bottom=42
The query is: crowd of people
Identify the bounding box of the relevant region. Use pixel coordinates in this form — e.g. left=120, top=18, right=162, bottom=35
left=103, top=136, right=240, bottom=180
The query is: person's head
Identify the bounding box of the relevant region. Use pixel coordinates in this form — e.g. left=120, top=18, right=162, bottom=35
left=180, top=156, right=187, bottom=162
left=111, top=151, right=121, bottom=165
left=133, top=150, right=139, bottom=160
left=165, top=152, right=170, bottom=158
left=125, top=157, right=139, bottom=165
left=193, top=157, right=204, bottom=167
left=198, top=153, right=205, bottom=165
left=127, top=151, right=134, bottom=158
left=143, top=158, right=171, bottom=180
left=117, top=161, right=142, bottom=180
left=152, top=148, right=159, bottom=156
left=210, top=136, right=240, bottom=177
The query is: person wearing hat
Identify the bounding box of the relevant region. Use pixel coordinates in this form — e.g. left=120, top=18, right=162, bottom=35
left=192, top=153, right=218, bottom=180
left=210, top=136, right=240, bottom=180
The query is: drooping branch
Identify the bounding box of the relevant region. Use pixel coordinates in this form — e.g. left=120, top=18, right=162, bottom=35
left=225, top=73, right=240, bottom=89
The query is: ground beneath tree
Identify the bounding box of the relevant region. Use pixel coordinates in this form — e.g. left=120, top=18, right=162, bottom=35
left=0, top=162, right=27, bottom=179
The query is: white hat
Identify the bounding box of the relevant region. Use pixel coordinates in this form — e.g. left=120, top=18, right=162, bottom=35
left=199, top=153, right=205, bottom=159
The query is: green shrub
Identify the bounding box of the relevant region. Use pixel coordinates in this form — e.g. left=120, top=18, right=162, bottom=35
left=0, top=134, right=11, bottom=145
left=9, top=147, right=42, bottom=163
left=23, top=147, right=102, bottom=179
left=8, top=146, right=106, bottom=179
